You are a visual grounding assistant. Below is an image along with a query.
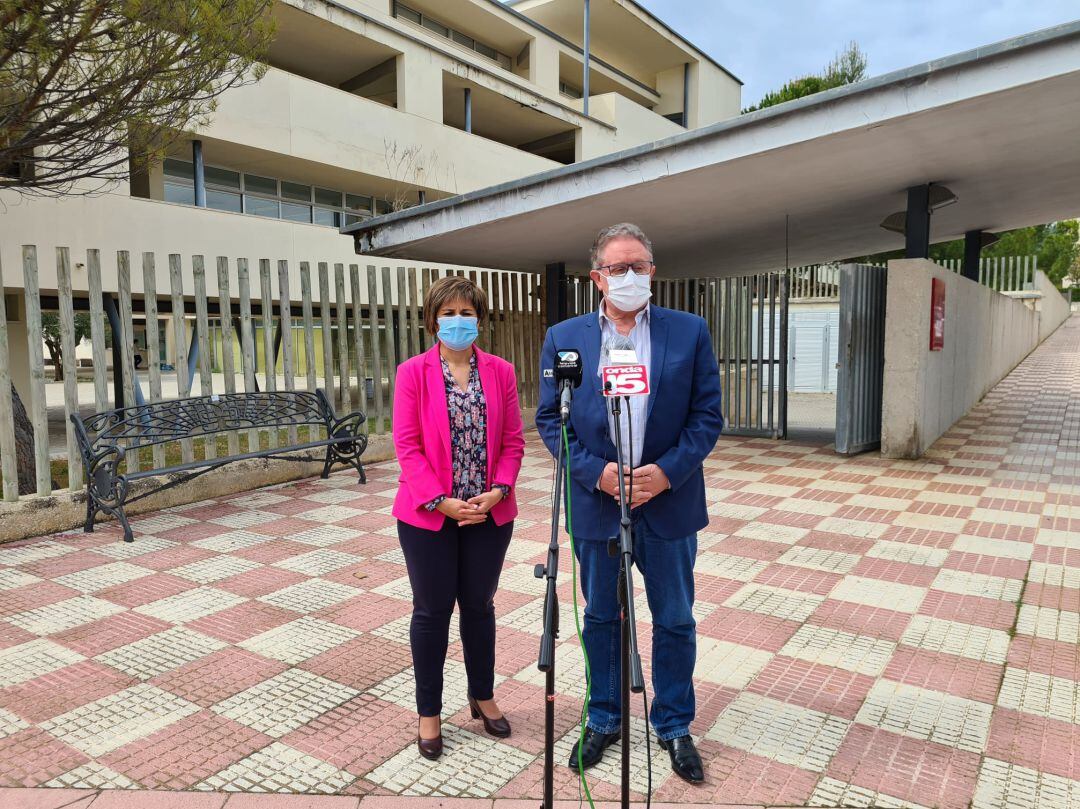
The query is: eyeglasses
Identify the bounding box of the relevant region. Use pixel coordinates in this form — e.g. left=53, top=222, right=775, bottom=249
left=595, top=261, right=654, bottom=277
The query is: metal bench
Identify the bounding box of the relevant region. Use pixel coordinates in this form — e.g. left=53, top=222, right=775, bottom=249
left=72, top=390, right=367, bottom=543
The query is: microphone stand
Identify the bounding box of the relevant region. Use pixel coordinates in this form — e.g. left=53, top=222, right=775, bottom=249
left=536, top=379, right=570, bottom=809
left=608, top=389, right=646, bottom=809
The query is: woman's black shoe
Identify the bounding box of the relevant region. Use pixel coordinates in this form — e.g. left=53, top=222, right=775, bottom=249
left=567, top=728, right=620, bottom=771
left=417, top=718, right=443, bottom=760
left=468, top=694, right=511, bottom=738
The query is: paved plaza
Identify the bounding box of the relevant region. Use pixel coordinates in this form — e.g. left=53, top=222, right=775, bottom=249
left=1, top=319, right=1079, bottom=809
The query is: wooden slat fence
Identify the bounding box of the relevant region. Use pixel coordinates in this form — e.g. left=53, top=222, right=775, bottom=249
left=0, top=249, right=545, bottom=501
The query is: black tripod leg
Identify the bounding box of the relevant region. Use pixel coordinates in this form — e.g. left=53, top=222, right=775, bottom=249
left=619, top=561, right=631, bottom=809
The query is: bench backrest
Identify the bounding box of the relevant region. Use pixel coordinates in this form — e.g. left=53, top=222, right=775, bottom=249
left=73, top=390, right=335, bottom=454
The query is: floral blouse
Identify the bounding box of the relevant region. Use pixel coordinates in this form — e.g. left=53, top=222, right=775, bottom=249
left=424, top=353, right=510, bottom=511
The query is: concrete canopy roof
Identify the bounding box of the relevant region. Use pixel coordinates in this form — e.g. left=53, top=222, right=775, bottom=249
left=344, top=21, right=1080, bottom=277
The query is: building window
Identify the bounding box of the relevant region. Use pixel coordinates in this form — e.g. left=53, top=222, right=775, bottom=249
left=393, top=2, right=512, bottom=70
left=559, top=81, right=583, bottom=100
left=160, top=159, right=410, bottom=225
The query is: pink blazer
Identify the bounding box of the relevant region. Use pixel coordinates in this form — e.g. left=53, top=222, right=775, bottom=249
left=392, top=345, right=525, bottom=531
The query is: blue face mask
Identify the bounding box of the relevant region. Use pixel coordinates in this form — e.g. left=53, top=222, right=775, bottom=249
left=437, top=315, right=479, bottom=350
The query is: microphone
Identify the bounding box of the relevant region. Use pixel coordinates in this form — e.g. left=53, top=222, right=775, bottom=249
left=601, top=333, right=649, bottom=397
left=555, top=349, right=583, bottom=422
left=602, top=333, right=636, bottom=367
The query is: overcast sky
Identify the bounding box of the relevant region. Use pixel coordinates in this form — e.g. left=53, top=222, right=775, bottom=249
left=621, top=1, right=1078, bottom=107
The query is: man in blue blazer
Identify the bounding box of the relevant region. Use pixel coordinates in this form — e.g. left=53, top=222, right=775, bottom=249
left=536, top=223, right=723, bottom=784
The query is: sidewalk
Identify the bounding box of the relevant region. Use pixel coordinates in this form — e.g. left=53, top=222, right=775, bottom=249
left=1, top=318, right=1078, bottom=808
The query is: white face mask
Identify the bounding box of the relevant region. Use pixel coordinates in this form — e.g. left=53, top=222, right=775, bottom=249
left=604, top=270, right=652, bottom=312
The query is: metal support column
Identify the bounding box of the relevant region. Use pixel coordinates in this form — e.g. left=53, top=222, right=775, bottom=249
left=682, top=62, right=690, bottom=128
left=963, top=230, right=983, bottom=282
left=464, top=88, right=472, bottom=134
left=905, top=184, right=930, bottom=259
left=582, top=0, right=590, bottom=116
left=544, top=262, right=567, bottom=327
left=192, top=139, right=206, bottom=208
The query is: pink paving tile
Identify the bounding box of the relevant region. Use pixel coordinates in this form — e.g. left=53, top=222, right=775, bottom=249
left=1022, top=581, right=1080, bottom=611
left=696, top=605, right=801, bottom=652
left=753, top=562, right=843, bottom=596
left=834, top=504, right=901, bottom=524
left=694, top=574, right=746, bottom=605
left=187, top=599, right=297, bottom=643
left=150, top=647, right=287, bottom=707
left=918, top=589, right=1017, bottom=632
left=1007, top=634, right=1080, bottom=680
left=655, top=740, right=819, bottom=806
left=908, top=500, right=973, bottom=520
left=0, top=580, right=79, bottom=617
left=101, top=711, right=272, bottom=790
left=0, top=788, right=97, bottom=809
left=314, top=592, right=412, bottom=633
left=91, top=792, right=228, bottom=808
left=284, top=694, right=417, bottom=777
left=0, top=728, right=88, bottom=787
left=335, top=514, right=400, bottom=534
left=884, top=645, right=1003, bottom=704
left=943, top=551, right=1029, bottom=579
left=0, top=621, right=37, bottom=651
left=0, top=659, right=138, bottom=723
left=215, top=566, right=309, bottom=598
left=753, top=509, right=825, bottom=530
left=986, top=707, right=1080, bottom=781
left=797, top=530, right=875, bottom=555
left=134, top=545, right=219, bottom=571
left=792, top=487, right=853, bottom=505
left=249, top=516, right=326, bottom=537
left=977, top=496, right=1044, bottom=514
left=723, top=491, right=787, bottom=509
left=851, top=557, right=938, bottom=587
left=447, top=678, right=582, bottom=757
left=1033, top=546, right=1080, bottom=567
left=746, top=656, right=875, bottom=719
left=233, top=539, right=319, bottom=564
left=157, top=520, right=236, bottom=541
left=879, top=524, right=958, bottom=549
left=827, top=724, right=982, bottom=809
left=261, top=498, right=338, bottom=516
left=925, top=481, right=986, bottom=497
left=225, top=795, right=360, bottom=808
left=808, top=599, right=913, bottom=642
left=473, top=625, right=547, bottom=678
left=960, top=520, right=1038, bottom=542
left=494, top=756, right=649, bottom=803
left=96, top=572, right=197, bottom=608
left=51, top=610, right=172, bottom=656
left=707, top=536, right=788, bottom=562
left=300, top=634, right=413, bottom=691
left=19, top=550, right=114, bottom=578
left=692, top=681, right=741, bottom=732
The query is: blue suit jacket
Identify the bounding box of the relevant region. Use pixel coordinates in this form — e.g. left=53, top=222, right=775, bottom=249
left=536, top=305, right=724, bottom=541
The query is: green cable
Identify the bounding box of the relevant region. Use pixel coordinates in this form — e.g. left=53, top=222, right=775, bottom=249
left=562, top=422, right=596, bottom=809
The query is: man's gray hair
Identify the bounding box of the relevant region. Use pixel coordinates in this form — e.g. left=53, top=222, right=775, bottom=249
left=590, top=222, right=653, bottom=270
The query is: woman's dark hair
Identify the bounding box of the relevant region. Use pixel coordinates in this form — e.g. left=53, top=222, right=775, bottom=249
left=423, top=275, right=489, bottom=335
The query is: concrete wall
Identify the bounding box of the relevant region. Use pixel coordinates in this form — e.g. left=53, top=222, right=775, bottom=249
left=578, top=92, right=684, bottom=158
left=881, top=258, right=1062, bottom=459
left=1034, top=269, right=1072, bottom=341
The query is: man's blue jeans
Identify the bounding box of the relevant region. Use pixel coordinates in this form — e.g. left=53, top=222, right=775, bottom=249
left=573, top=519, right=697, bottom=741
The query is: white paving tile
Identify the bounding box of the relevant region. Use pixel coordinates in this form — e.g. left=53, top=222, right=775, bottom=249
left=7, top=596, right=125, bottom=635
left=779, top=624, right=897, bottom=677
left=931, top=568, right=1023, bottom=601
left=257, top=579, right=361, bottom=613
left=238, top=616, right=360, bottom=665
left=195, top=741, right=356, bottom=793
left=40, top=683, right=200, bottom=756
left=211, top=668, right=358, bottom=738
left=830, top=576, right=927, bottom=613
left=705, top=692, right=849, bottom=772
left=900, top=615, right=1010, bottom=664
left=95, top=626, right=226, bottom=680
left=1015, top=604, right=1080, bottom=644
left=0, top=638, right=85, bottom=687
left=694, top=637, right=774, bottom=689
left=133, top=586, right=246, bottom=623
left=996, top=666, right=1080, bottom=723
left=855, top=679, right=993, bottom=753
left=973, top=758, right=1080, bottom=809
left=723, top=583, right=825, bottom=622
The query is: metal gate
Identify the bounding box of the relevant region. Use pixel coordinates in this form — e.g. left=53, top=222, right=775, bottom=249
left=561, top=272, right=789, bottom=438
left=835, top=263, right=887, bottom=455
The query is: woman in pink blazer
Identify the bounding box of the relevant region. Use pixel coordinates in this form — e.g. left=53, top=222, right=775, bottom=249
left=393, top=275, right=525, bottom=761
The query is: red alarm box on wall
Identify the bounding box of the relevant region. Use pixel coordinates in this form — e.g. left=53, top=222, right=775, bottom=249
left=930, top=278, right=946, bottom=351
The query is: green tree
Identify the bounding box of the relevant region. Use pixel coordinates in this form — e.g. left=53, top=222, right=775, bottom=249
left=856, top=221, right=1079, bottom=289
left=40, top=312, right=94, bottom=381
left=1, top=0, right=275, bottom=194
left=744, top=42, right=868, bottom=113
